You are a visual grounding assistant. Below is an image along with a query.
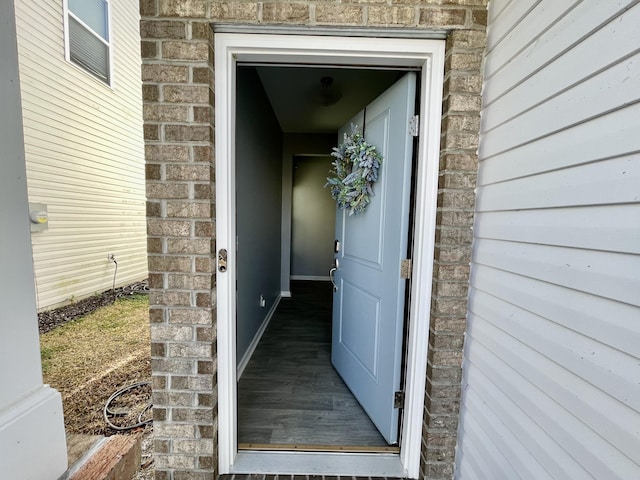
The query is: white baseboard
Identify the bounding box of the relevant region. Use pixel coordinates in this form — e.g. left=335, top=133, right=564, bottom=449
left=281, top=291, right=292, bottom=298
left=237, top=294, right=282, bottom=379
left=0, top=386, right=67, bottom=480
left=290, top=275, right=330, bottom=281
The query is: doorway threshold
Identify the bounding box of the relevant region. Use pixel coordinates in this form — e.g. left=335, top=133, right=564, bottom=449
left=230, top=450, right=405, bottom=476
left=238, top=443, right=399, bottom=453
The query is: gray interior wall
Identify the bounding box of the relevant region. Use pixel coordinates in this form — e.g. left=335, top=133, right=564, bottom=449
left=291, top=156, right=336, bottom=277
left=236, top=67, right=283, bottom=363
left=280, top=133, right=336, bottom=293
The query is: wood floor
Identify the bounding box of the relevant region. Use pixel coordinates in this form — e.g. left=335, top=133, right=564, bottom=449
left=237, top=281, right=390, bottom=449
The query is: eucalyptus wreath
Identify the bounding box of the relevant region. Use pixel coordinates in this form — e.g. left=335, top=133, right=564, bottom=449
left=325, top=125, right=383, bottom=216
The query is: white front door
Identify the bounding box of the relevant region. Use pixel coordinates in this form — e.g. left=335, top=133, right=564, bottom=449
left=331, top=73, right=416, bottom=445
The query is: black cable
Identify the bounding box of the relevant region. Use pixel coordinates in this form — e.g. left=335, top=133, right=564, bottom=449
left=111, top=258, right=118, bottom=297
left=103, top=381, right=153, bottom=431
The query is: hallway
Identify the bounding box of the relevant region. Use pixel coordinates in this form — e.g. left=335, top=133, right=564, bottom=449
left=237, top=281, right=392, bottom=449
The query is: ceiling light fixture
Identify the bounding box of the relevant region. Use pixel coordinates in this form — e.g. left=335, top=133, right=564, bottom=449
left=314, top=76, right=342, bottom=107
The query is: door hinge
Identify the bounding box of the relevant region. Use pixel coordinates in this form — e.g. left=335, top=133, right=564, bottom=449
left=409, top=115, right=419, bottom=137
left=394, top=391, right=405, bottom=409
left=400, top=259, right=412, bottom=279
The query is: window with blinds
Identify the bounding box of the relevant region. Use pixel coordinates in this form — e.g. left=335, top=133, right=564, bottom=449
left=65, top=0, right=111, bottom=84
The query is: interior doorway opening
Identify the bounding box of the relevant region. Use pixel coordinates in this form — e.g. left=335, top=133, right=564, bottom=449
left=215, top=33, right=445, bottom=477
left=290, top=155, right=336, bottom=283
left=234, top=64, right=415, bottom=452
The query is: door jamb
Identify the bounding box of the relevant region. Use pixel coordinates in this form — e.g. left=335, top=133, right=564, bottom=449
left=215, top=33, right=445, bottom=478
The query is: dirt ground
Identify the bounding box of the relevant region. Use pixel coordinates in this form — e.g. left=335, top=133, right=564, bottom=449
left=38, top=283, right=155, bottom=479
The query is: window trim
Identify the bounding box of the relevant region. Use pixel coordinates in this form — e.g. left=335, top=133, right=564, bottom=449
left=63, top=0, right=113, bottom=87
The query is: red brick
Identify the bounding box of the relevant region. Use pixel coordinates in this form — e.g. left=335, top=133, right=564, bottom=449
left=262, top=3, right=310, bottom=23
left=159, top=0, right=206, bottom=17
left=315, top=4, right=363, bottom=24
left=419, top=7, right=466, bottom=27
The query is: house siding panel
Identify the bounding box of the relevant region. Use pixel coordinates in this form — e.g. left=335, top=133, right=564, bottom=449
left=456, top=1, right=640, bottom=479
left=15, top=0, right=147, bottom=310
left=483, top=1, right=635, bottom=106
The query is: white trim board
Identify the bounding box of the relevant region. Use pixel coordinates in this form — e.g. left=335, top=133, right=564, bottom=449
left=236, top=295, right=282, bottom=379
left=215, top=33, right=445, bottom=479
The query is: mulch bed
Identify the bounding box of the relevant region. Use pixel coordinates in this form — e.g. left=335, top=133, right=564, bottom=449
left=38, top=281, right=149, bottom=334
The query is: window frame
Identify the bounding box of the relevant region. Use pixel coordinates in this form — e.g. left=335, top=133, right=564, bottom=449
left=63, top=0, right=113, bottom=86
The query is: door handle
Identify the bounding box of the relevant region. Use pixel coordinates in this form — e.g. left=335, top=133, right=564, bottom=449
left=329, top=258, right=339, bottom=292
left=329, top=268, right=337, bottom=292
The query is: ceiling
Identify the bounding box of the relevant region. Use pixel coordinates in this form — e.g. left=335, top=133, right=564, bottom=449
left=253, top=65, right=404, bottom=134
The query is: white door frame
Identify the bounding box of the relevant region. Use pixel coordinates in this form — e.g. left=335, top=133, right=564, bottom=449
left=215, top=33, right=445, bottom=478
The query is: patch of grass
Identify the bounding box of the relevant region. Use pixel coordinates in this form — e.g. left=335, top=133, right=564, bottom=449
left=40, top=344, right=67, bottom=374
left=40, top=294, right=151, bottom=434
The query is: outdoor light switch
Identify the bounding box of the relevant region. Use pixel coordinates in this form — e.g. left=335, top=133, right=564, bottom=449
left=29, top=203, right=48, bottom=232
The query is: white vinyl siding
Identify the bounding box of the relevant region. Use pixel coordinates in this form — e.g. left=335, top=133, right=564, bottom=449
left=456, top=1, right=640, bottom=479
left=14, top=0, right=147, bottom=310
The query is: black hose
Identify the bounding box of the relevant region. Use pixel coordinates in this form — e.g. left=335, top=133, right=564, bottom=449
left=103, top=381, right=153, bottom=431
left=111, top=258, right=118, bottom=298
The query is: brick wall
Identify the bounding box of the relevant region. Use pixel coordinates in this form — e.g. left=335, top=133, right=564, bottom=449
left=139, top=1, right=487, bottom=479
left=423, top=28, right=485, bottom=479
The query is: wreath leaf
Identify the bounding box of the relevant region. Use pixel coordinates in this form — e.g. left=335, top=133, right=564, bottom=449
left=325, top=124, right=383, bottom=216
